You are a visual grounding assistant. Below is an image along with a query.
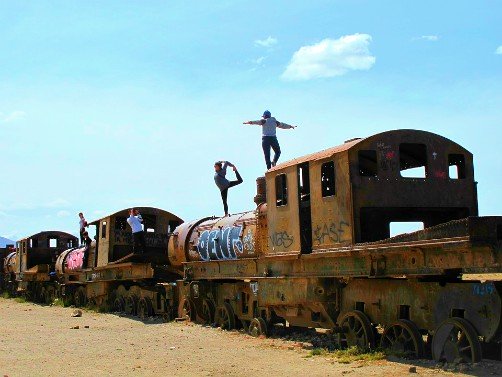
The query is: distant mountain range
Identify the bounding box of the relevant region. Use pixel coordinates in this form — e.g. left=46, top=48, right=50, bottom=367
left=0, top=236, right=15, bottom=248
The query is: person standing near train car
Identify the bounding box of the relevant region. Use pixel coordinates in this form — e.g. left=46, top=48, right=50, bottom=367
left=214, top=161, right=243, bottom=216
left=78, top=212, right=88, bottom=245
left=127, top=208, right=146, bottom=254
left=243, top=110, right=297, bottom=170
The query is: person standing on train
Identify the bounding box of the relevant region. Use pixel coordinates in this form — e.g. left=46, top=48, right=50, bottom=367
left=78, top=212, right=88, bottom=245
left=214, top=161, right=243, bottom=216
left=243, top=110, right=297, bottom=170
left=127, top=208, right=146, bottom=254
left=82, top=231, right=92, bottom=268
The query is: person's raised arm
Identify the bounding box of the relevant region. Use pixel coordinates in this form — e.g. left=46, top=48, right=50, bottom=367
left=243, top=119, right=266, bottom=125
left=276, top=121, right=297, bottom=130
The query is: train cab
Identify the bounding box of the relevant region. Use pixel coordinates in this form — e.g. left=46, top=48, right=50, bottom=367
left=265, top=129, right=477, bottom=254
left=15, top=231, right=78, bottom=281
left=88, top=207, right=183, bottom=267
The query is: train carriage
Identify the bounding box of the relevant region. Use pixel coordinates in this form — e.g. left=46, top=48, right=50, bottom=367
left=171, top=129, right=502, bottom=362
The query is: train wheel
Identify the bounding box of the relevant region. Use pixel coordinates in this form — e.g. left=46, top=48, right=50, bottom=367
left=380, top=319, right=424, bottom=358
left=44, top=286, right=56, bottom=305
left=216, top=303, right=236, bottom=330
left=178, top=298, right=196, bottom=321
left=125, top=295, right=139, bottom=316
left=431, top=317, right=482, bottom=363
left=138, top=297, right=154, bottom=320
left=201, top=299, right=216, bottom=325
left=113, top=297, right=126, bottom=313
left=74, top=287, right=87, bottom=308
left=336, top=310, right=375, bottom=350
left=248, top=318, right=268, bottom=337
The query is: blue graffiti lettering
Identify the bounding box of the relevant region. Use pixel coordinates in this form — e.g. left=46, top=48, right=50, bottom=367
left=196, top=225, right=243, bottom=261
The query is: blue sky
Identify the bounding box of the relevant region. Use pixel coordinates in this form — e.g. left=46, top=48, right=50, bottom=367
left=0, top=0, right=501, bottom=240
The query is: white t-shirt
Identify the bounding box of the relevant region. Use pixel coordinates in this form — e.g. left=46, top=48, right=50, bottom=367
left=79, top=218, right=86, bottom=230
left=127, top=215, right=143, bottom=233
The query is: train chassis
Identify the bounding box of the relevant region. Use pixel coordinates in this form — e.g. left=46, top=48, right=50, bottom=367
left=178, top=276, right=502, bottom=363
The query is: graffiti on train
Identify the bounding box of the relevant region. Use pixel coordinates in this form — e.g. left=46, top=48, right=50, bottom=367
left=197, top=226, right=249, bottom=261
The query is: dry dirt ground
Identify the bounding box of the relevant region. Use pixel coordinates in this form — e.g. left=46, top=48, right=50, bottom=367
left=1, top=298, right=502, bottom=377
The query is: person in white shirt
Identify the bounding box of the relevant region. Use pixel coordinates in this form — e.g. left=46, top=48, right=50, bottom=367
left=78, top=212, right=88, bottom=245
left=126, top=208, right=146, bottom=254
left=243, top=110, right=297, bottom=170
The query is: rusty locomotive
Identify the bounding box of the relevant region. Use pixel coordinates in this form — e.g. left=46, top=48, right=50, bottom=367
left=2, top=129, right=501, bottom=363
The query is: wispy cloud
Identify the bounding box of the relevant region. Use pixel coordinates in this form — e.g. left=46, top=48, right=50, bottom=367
left=414, top=35, right=439, bottom=41
left=254, top=36, right=278, bottom=48
left=0, top=198, right=70, bottom=211
left=495, top=46, right=502, bottom=55
left=282, top=34, right=375, bottom=81
left=57, top=210, right=70, bottom=217
left=0, top=111, right=26, bottom=123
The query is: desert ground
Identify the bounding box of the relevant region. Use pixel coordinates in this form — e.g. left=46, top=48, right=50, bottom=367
left=1, top=297, right=502, bottom=377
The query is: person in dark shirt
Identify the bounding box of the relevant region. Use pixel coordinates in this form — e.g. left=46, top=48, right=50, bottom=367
left=82, top=231, right=92, bottom=268
left=214, top=161, right=243, bottom=216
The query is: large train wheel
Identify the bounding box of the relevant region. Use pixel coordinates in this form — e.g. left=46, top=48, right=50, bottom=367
left=178, top=298, right=196, bottom=321
left=336, top=310, right=375, bottom=350
left=380, top=319, right=424, bottom=358
left=432, top=317, right=482, bottom=363
left=248, top=318, right=268, bottom=337
left=201, top=299, right=216, bottom=325
left=138, top=297, right=154, bottom=320
left=125, top=295, right=139, bottom=316
left=216, top=303, right=236, bottom=330
left=74, top=287, right=87, bottom=308
left=113, top=297, right=126, bottom=313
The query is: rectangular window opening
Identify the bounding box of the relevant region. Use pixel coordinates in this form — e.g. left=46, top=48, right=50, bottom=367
left=168, top=220, right=181, bottom=233
left=142, top=215, right=157, bottom=232
left=358, top=150, right=378, bottom=177
left=398, top=305, right=410, bottom=320
left=390, top=222, right=424, bottom=237
left=399, top=143, right=427, bottom=178
left=321, top=161, right=336, bottom=197
left=101, top=221, right=107, bottom=239
left=448, top=154, right=466, bottom=179
left=298, top=164, right=310, bottom=202
left=146, top=228, right=155, bottom=233
left=275, top=174, right=288, bottom=207
left=48, top=238, right=58, bottom=248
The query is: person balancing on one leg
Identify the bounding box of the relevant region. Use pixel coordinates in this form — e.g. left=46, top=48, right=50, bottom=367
left=214, top=161, right=243, bottom=216
left=243, top=110, right=297, bottom=170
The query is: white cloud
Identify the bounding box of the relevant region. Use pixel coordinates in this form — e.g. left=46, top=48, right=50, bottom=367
left=495, top=46, right=502, bottom=55
left=57, top=210, right=70, bottom=217
left=282, top=34, right=376, bottom=81
left=0, top=111, right=26, bottom=123
left=253, top=56, right=266, bottom=65
left=254, top=36, right=278, bottom=48
left=415, top=35, right=439, bottom=41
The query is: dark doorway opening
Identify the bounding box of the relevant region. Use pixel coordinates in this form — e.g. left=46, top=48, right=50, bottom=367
left=298, top=163, right=312, bottom=254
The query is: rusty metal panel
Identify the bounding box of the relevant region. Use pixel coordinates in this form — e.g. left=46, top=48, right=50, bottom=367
left=265, top=166, right=301, bottom=254
left=309, top=152, right=354, bottom=250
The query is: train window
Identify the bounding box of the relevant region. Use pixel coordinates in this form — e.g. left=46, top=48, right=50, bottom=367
left=168, top=220, right=181, bottom=233
left=30, top=238, right=38, bottom=248
left=400, top=143, right=427, bottom=178
left=115, top=217, right=128, bottom=230
left=48, top=238, right=58, bottom=248
left=390, top=222, right=424, bottom=237
left=142, top=214, right=157, bottom=233
left=101, top=221, right=107, bottom=239
left=358, top=150, right=378, bottom=177
left=298, top=163, right=310, bottom=202
left=29, top=239, right=33, bottom=248
left=321, top=161, right=336, bottom=197
left=275, top=174, right=288, bottom=207
left=448, top=154, right=466, bottom=179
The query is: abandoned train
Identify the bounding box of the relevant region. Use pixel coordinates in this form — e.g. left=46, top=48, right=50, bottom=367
left=2, top=129, right=502, bottom=363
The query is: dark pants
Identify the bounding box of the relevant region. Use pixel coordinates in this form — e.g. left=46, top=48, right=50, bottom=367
left=82, top=246, right=90, bottom=269
left=262, top=136, right=281, bottom=169
left=220, top=171, right=243, bottom=215
left=79, top=229, right=85, bottom=245
left=133, top=231, right=146, bottom=254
